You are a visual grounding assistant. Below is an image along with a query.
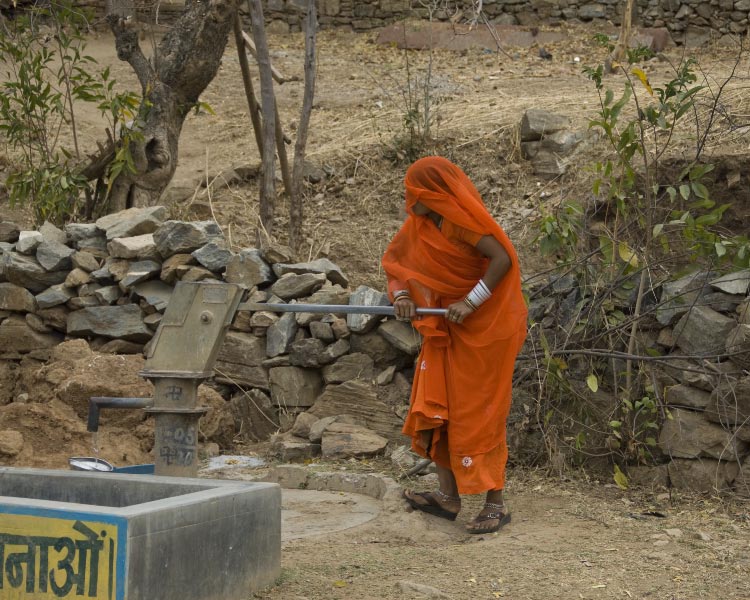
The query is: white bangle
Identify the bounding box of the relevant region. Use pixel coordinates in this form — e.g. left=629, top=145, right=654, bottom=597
left=466, top=279, right=492, bottom=307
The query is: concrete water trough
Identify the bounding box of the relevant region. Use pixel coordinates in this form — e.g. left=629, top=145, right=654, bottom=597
left=0, top=467, right=281, bottom=600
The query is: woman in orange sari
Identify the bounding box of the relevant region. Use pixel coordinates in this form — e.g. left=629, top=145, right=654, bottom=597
left=382, top=156, right=527, bottom=534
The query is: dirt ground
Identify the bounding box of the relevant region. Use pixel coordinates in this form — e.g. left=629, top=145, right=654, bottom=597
left=3, top=19, right=750, bottom=600
left=251, top=465, right=750, bottom=600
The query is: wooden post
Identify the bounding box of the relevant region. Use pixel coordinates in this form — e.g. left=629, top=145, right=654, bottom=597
left=289, top=0, right=317, bottom=252
left=233, top=12, right=264, bottom=158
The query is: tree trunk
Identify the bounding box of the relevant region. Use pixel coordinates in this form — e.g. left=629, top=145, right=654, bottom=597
left=248, top=0, right=277, bottom=237
left=609, top=0, right=636, bottom=70
left=105, top=0, right=238, bottom=211
left=289, top=0, right=317, bottom=252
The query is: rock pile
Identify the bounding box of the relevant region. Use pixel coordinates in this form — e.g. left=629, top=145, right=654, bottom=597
left=527, top=268, right=750, bottom=496
left=0, top=207, right=416, bottom=467
left=519, top=109, right=591, bottom=179
left=3, top=208, right=750, bottom=495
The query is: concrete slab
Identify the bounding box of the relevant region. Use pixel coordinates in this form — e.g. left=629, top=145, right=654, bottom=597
left=281, top=489, right=380, bottom=541
left=0, top=468, right=281, bottom=600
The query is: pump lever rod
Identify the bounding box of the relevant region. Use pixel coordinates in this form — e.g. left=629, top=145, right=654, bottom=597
left=239, top=302, right=448, bottom=317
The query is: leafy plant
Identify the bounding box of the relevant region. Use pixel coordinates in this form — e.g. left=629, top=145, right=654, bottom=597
left=0, top=1, right=140, bottom=223
left=530, top=38, right=748, bottom=470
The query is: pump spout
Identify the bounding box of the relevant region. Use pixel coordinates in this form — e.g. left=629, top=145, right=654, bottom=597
left=87, top=397, right=154, bottom=432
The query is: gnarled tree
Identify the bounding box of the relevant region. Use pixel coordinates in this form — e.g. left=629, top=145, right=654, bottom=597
left=105, top=0, right=238, bottom=210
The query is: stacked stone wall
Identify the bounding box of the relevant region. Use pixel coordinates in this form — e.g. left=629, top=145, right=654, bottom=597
left=65, top=1, right=750, bottom=43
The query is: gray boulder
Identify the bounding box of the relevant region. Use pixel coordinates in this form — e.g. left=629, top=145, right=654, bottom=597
left=153, top=220, right=224, bottom=257
left=96, top=206, right=167, bottom=241
left=67, top=304, right=152, bottom=342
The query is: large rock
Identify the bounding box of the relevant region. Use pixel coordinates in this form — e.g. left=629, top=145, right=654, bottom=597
left=107, top=234, right=159, bottom=260
left=668, top=458, right=738, bottom=493
left=160, top=253, right=196, bottom=284
left=658, top=407, right=747, bottom=460
left=192, top=241, right=232, bottom=272
left=0, top=221, right=20, bottom=243
left=36, top=240, right=75, bottom=271
left=266, top=312, right=298, bottom=357
left=308, top=380, right=405, bottom=440
left=119, top=260, right=162, bottom=289
left=706, top=376, right=750, bottom=427
left=272, top=258, right=348, bottom=287
left=664, top=384, right=711, bottom=410
left=269, top=366, right=323, bottom=408
left=710, top=269, right=750, bottom=296
left=96, top=206, right=168, bottom=241
left=67, top=305, right=152, bottom=342
left=288, top=337, right=327, bottom=368
left=350, top=330, right=410, bottom=369
left=38, top=221, right=67, bottom=245
left=378, top=319, right=421, bottom=354
left=322, top=353, right=375, bottom=384
left=658, top=358, right=720, bottom=392
left=15, top=231, right=43, bottom=255
left=519, top=109, right=571, bottom=141
left=224, top=249, right=273, bottom=288
left=2, top=251, right=68, bottom=292
left=64, top=223, right=99, bottom=243
left=71, top=250, right=101, bottom=272
left=215, top=331, right=269, bottom=389
left=321, top=422, right=388, bottom=458
left=131, top=280, right=173, bottom=311
left=672, top=305, right=735, bottom=356
left=229, top=388, right=279, bottom=442
left=294, top=284, right=350, bottom=326
left=153, top=220, right=224, bottom=257
left=656, top=271, right=715, bottom=326
left=270, top=272, right=327, bottom=300
left=0, top=282, right=36, bottom=312
left=347, top=285, right=389, bottom=334
left=35, top=284, right=76, bottom=309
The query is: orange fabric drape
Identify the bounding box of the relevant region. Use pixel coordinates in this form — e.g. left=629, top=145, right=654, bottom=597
left=381, top=156, right=528, bottom=494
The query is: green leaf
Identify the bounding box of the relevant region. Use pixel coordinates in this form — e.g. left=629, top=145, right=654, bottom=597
left=691, top=182, right=709, bottom=200
left=679, top=184, right=691, bottom=201
left=609, top=420, right=622, bottom=428
left=652, top=223, right=664, bottom=237
left=715, top=242, right=727, bottom=257
left=586, top=374, right=599, bottom=393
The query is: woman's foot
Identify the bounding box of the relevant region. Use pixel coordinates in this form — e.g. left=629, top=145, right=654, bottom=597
left=402, top=489, right=461, bottom=521
left=466, top=502, right=511, bottom=534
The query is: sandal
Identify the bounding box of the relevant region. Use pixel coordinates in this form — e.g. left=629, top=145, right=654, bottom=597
left=466, top=502, right=511, bottom=534
left=402, top=489, right=460, bottom=521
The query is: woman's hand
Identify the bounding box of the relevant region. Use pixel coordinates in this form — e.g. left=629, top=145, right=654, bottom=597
left=394, top=296, right=417, bottom=320
left=446, top=301, right=474, bottom=324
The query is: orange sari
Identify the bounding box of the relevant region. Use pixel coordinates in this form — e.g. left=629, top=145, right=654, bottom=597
left=381, top=156, right=527, bottom=494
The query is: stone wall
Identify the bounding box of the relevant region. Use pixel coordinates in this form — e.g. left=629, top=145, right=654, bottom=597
left=75, top=1, right=750, bottom=44
left=264, top=0, right=750, bottom=43
left=2, top=210, right=750, bottom=495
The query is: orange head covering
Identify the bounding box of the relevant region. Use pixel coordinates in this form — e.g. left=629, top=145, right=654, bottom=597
left=382, top=156, right=527, bottom=344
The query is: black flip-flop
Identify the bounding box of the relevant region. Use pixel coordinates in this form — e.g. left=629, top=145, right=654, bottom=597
left=402, top=490, right=459, bottom=521
left=466, top=510, right=511, bottom=534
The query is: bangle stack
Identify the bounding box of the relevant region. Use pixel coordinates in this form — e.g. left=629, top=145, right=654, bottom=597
left=464, top=279, right=491, bottom=311
left=393, top=290, right=411, bottom=303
